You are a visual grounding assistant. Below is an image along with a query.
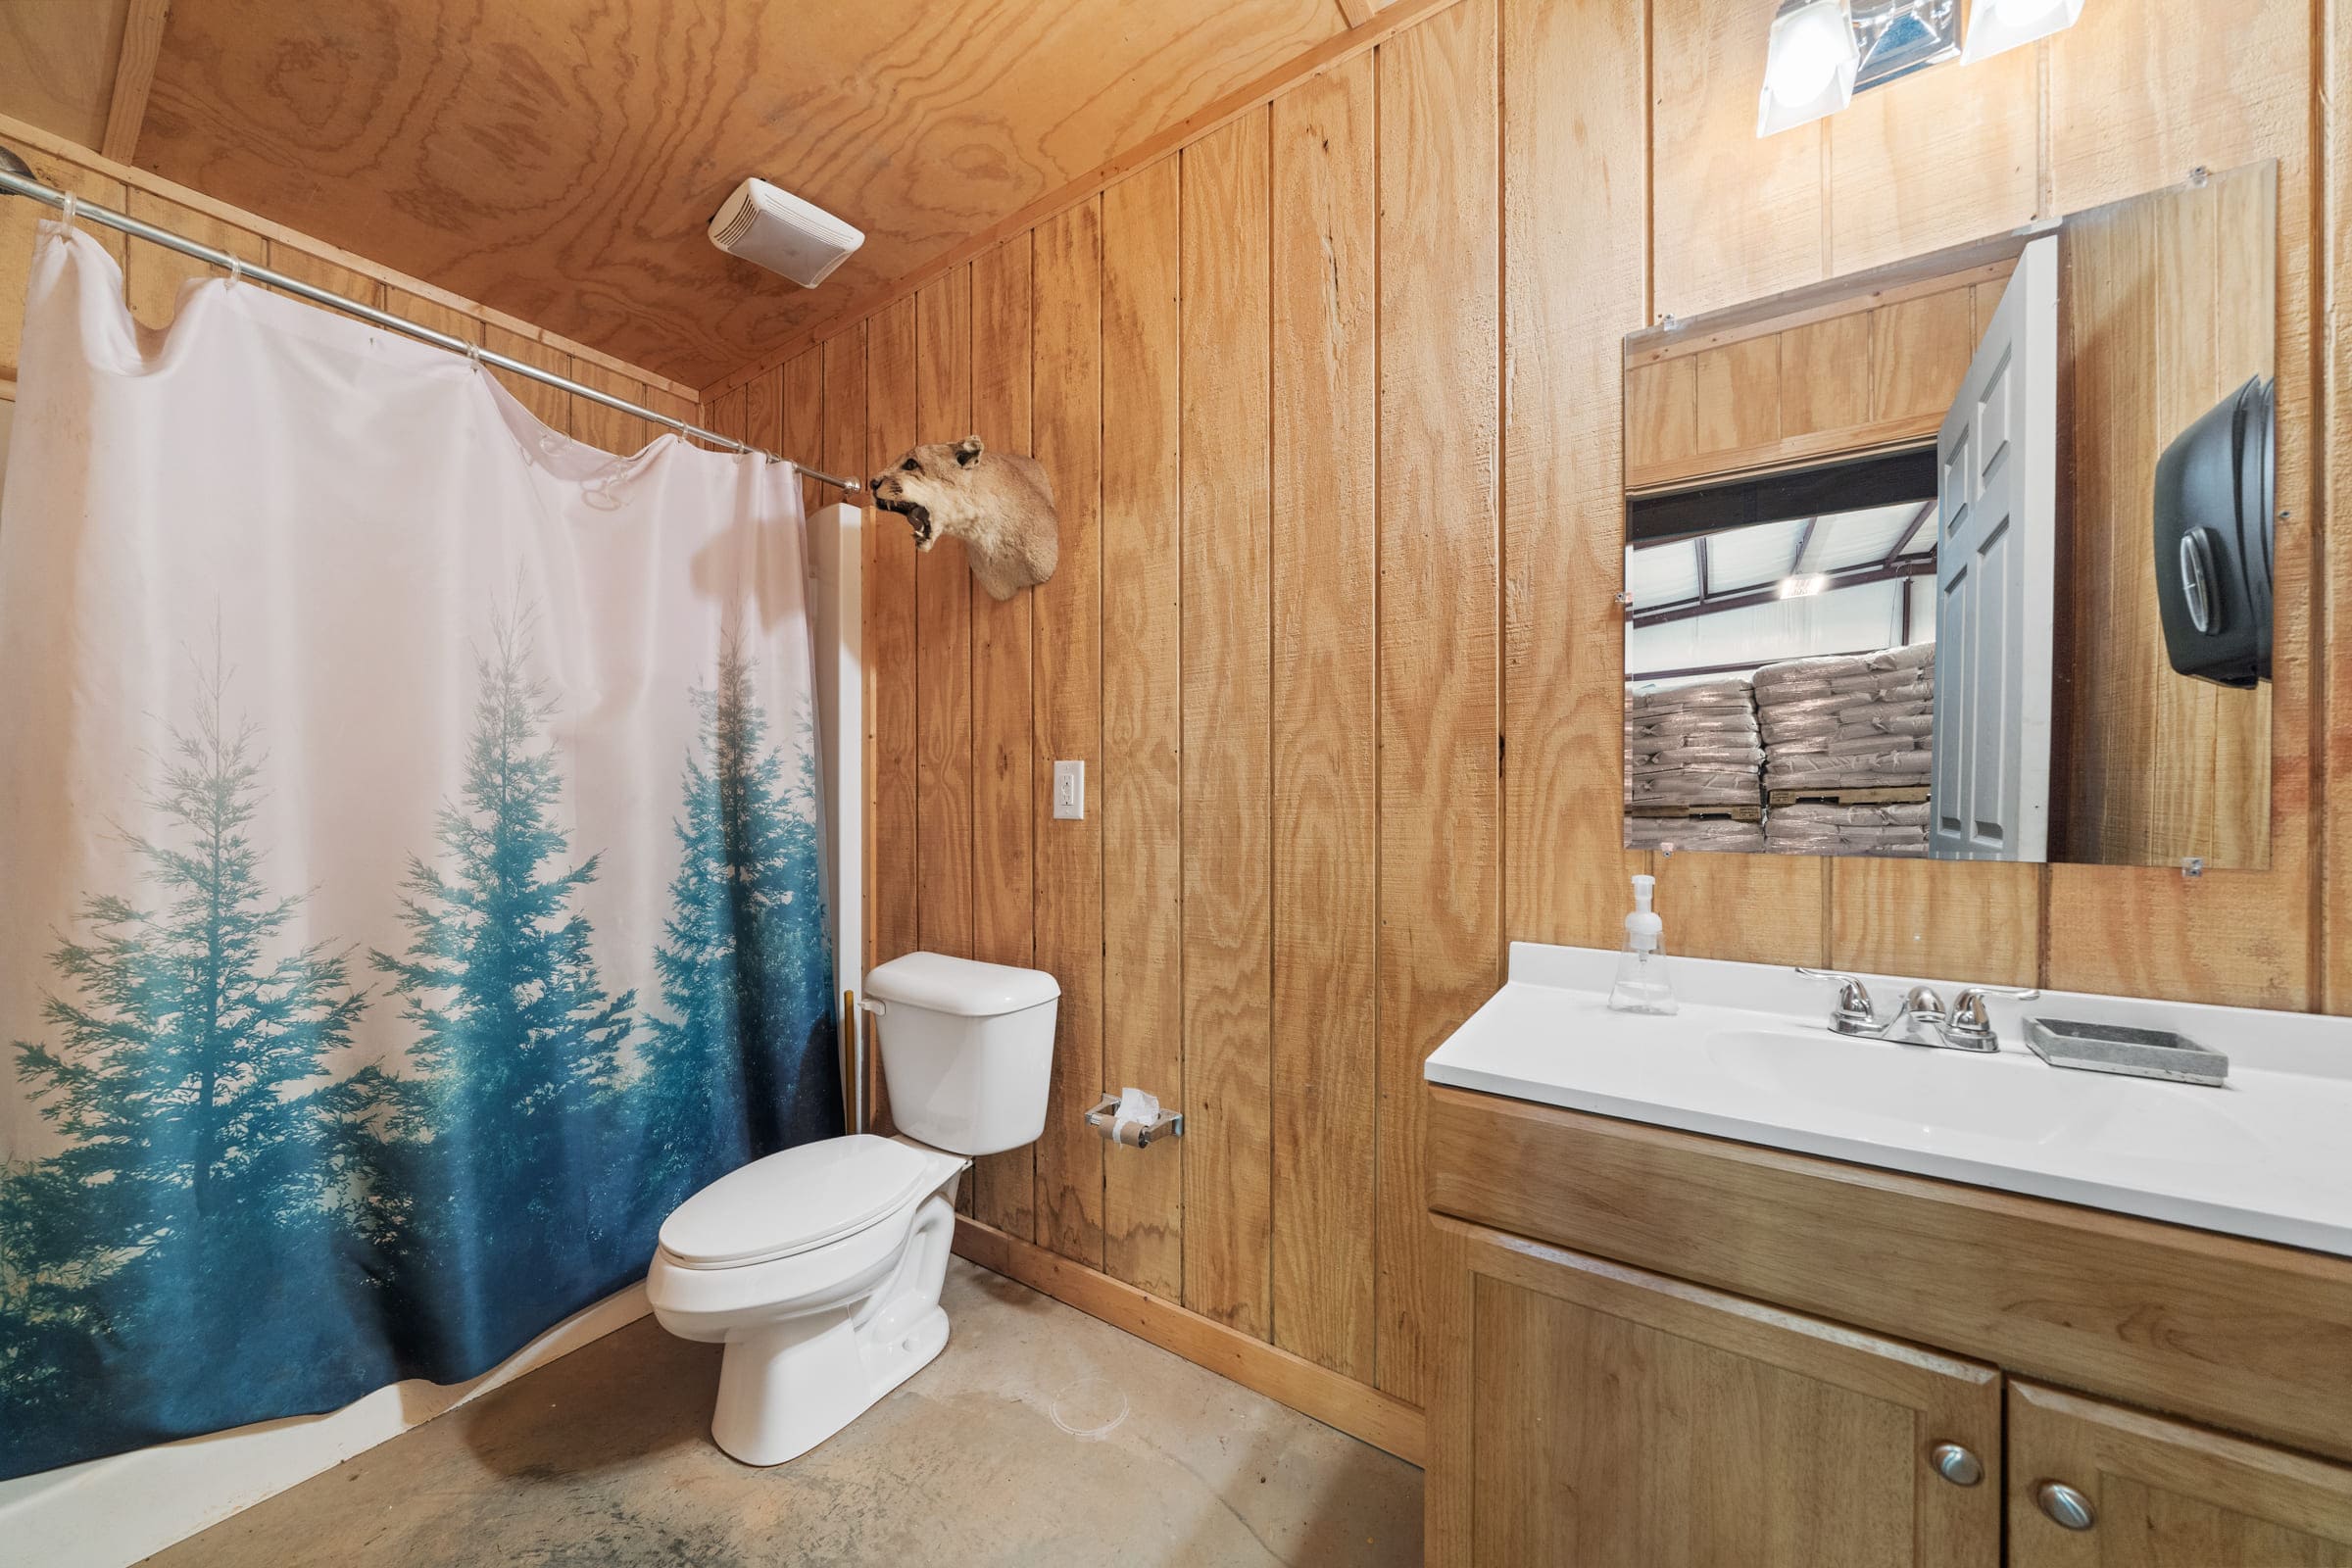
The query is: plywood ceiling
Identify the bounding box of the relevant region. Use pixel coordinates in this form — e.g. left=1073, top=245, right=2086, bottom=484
left=0, top=0, right=135, bottom=152
left=71, top=0, right=1351, bottom=386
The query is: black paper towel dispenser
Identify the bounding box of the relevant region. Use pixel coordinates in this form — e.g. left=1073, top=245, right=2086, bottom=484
left=2152, top=374, right=2275, bottom=689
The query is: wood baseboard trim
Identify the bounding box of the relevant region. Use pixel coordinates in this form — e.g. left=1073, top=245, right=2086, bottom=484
left=952, top=1216, right=1426, bottom=1467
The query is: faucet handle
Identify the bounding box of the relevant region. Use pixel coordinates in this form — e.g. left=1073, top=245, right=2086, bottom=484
left=1794, top=968, right=1879, bottom=1034
left=1948, top=984, right=2041, bottom=1045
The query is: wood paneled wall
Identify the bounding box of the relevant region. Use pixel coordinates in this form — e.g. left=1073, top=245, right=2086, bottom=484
left=701, top=0, right=2341, bottom=1432
left=2060, top=166, right=2277, bottom=868
left=1623, top=260, right=2014, bottom=492
left=0, top=115, right=697, bottom=438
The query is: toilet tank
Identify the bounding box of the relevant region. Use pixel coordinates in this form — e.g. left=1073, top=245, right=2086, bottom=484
left=863, top=953, right=1058, bottom=1156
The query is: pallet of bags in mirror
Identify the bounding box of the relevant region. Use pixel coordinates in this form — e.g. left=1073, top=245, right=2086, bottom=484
left=1623, top=675, right=1765, bottom=854
left=1754, top=644, right=1935, bottom=858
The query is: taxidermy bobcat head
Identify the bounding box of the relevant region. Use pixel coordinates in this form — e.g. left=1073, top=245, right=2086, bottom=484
left=868, top=437, right=1059, bottom=602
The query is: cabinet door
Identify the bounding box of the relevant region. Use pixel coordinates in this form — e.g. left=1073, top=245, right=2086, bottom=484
left=2008, top=1382, right=2352, bottom=1566
left=1425, top=1216, right=2001, bottom=1567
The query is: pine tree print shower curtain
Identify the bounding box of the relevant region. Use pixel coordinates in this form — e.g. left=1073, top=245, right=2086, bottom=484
left=0, top=225, right=842, bottom=1479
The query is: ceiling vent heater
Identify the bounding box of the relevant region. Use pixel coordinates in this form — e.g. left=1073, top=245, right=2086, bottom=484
left=708, top=178, right=863, bottom=288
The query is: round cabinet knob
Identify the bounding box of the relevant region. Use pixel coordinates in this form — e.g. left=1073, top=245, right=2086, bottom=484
left=2036, top=1481, right=2096, bottom=1531
left=1929, top=1443, right=1983, bottom=1487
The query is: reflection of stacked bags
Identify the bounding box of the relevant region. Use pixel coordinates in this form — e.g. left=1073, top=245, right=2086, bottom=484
left=1756, top=645, right=1936, bottom=795
left=1625, top=815, right=1766, bottom=853
left=1765, top=802, right=1930, bottom=858
left=1623, top=677, right=1762, bottom=809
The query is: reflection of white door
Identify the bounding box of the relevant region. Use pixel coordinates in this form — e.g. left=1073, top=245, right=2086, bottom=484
left=1932, top=236, right=2057, bottom=860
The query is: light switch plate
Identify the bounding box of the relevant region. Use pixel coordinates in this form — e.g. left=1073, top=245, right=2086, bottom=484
left=1053, top=760, right=1085, bottom=820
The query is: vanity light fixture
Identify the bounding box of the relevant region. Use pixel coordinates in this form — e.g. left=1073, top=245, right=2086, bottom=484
left=1960, top=0, right=2084, bottom=63
left=1759, top=0, right=2083, bottom=135
left=1756, top=0, right=1859, bottom=137
left=1851, top=0, right=1960, bottom=89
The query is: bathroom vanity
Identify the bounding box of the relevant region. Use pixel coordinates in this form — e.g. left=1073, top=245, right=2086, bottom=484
left=1421, top=944, right=2352, bottom=1566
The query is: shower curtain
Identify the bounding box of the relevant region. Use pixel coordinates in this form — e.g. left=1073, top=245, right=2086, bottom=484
left=0, top=225, right=841, bottom=1480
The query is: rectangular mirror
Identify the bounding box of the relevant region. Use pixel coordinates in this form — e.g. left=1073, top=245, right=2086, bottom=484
left=1621, top=162, right=2277, bottom=868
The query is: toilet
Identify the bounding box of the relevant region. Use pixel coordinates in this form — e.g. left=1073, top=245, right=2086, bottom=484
left=646, top=952, right=1059, bottom=1466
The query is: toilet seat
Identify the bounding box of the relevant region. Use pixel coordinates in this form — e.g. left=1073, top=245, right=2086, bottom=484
left=659, top=1134, right=937, bottom=1269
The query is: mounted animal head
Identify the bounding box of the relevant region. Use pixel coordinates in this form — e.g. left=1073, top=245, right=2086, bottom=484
left=867, top=437, right=1059, bottom=602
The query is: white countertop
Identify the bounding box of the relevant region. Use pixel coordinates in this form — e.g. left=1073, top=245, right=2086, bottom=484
left=1424, top=943, right=2352, bottom=1257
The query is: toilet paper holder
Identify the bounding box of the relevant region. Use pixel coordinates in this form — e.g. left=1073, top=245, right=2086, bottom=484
left=1085, top=1094, right=1185, bottom=1149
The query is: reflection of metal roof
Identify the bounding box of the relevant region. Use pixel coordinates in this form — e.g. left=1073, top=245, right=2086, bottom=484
left=1625, top=501, right=1934, bottom=622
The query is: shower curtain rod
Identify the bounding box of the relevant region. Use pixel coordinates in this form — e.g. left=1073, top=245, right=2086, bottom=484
left=0, top=145, right=862, bottom=496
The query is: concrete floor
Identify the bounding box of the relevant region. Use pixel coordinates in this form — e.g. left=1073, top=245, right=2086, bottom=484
left=143, top=1259, right=1423, bottom=1567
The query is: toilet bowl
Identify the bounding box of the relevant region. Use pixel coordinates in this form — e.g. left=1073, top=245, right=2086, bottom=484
left=648, top=953, right=1058, bottom=1466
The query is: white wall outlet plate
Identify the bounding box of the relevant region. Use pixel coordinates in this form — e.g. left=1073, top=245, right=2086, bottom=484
left=1053, top=760, right=1085, bottom=820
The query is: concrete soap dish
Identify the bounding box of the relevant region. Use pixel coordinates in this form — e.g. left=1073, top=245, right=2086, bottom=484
left=2025, top=1017, right=2230, bottom=1087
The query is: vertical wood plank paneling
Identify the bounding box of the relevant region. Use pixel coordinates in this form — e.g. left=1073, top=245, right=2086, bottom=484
left=701, top=384, right=749, bottom=447
left=263, top=241, right=379, bottom=316
left=914, top=269, right=976, bottom=977
left=1269, top=56, right=1377, bottom=1378
left=1180, top=111, right=1276, bottom=1339
left=2327, top=0, right=2350, bottom=1014
left=1501, top=0, right=1648, bottom=953
left=823, top=328, right=869, bottom=521
left=1824, top=40, right=2038, bottom=275
left=970, top=233, right=1041, bottom=1241
left=1376, top=0, right=1499, bottom=1404
left=2041, top=0, right=2314, bottom=1007
left=568, top=359, right=660, bottom=456
left=1690, top=337, right=1781, bottom=455
left=1032, top=199, right=1106, bottom=1266
left=913, top=268, right=976, bottom=1213
left=1778, top=313, right=1873, bottom=438
left=2046, top=0, right=2307, bottom=217
left=120, top=188, right=265, bottom=332
left=1100, top=161, right=1187, bottom=1298
left=640, top=383, right=697, bottom=430
left=777, top=353, right=823, bottom=515
left=830, top=319, right=895, bottom=1133
left=866, top=298, right=921, bottom=984
left=1658, top=853, right=1829, bottom=966
left=1624, top=356, right=1700, bottom=477
left=481, top=326, right=570, bottom=433
left=1866, top=286, right=1977, bottom=422
left=1829, top=860, right=2039, bottom=986
left=1648, top=0, right=1825, bottom=318
left=741, top=364, right=783, bottom=459
left=2059, top=172, right=2274, bottom=867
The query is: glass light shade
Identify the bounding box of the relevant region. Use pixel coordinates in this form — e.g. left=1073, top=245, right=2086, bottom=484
left=1960, top=0, right=2083, bottom=63
left=1756, top=0, right=1860, bottom=137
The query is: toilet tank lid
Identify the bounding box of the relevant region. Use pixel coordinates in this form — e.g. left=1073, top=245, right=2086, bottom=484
left=865, top=952, right=1059, bottom=1016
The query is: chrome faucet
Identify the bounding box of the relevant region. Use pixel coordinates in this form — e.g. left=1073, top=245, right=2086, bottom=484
left=1793, top=969, right=2040, bottom=1053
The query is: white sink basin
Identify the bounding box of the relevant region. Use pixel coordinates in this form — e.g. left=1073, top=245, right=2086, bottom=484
left=1703, top=1024, right=2279, bottom=1166
left=1425, top=944, right=2352, bottom=1257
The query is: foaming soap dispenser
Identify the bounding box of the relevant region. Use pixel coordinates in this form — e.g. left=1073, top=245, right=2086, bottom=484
left=1608, top=873, right=1678, bottom=1015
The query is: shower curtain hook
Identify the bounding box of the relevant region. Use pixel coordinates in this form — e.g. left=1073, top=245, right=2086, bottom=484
left=225, top=256, right=244, bottom=288
left=58, top=192, right=78, bottom=231
left=465, top=341, right=483, bottom=369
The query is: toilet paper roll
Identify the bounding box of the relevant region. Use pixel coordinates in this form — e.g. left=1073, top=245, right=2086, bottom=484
left=1110, top=1085, right=1160, bottom=1145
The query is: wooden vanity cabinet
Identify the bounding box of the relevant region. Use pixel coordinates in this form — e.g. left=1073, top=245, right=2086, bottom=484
left=2007, top=1383, right=2352, bottom=1567
left=1424, top=1086, right=2352, bottom=1566
left=1426, top=1218, right=2003, bottom=1567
